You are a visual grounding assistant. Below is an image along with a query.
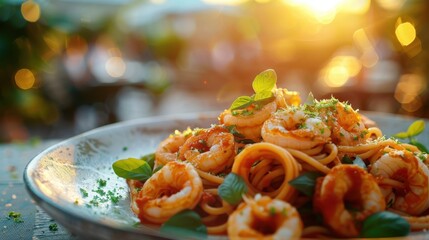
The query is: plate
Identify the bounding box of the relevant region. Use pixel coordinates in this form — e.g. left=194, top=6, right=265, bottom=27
left=24, top=111, right=429, bottom=240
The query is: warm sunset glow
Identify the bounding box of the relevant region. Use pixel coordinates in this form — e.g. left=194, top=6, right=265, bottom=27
left=320, top=55, right=362, bottom=88
left=395, top=21, right=416, bottom=46
left=377, top=0, right=406, bottom=11
left=283, top=0, right=370, bottom=24
left=394, top=74, right=426, bottom=104
left=15, top=68, right=36, bottom=90
left=353, top=29, right=379, bottom=68
left=203, top=0, right=249, bottom=5
left=21, top=0, right=41, bottom=23
left=288, top=0, right=341, bottom=24
left=325, top=65, right=349, bottom=87
left=342, top=0, right=371, bottom=14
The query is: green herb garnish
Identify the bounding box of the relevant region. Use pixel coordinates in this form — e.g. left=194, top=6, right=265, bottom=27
left=218, top=173, right=248, bottom=205
left=229, top=69, right=277, bottom=112
left=97, top=178, right=107, bottom=187
left=49, top=223, right=58, bottom=232
left=7, top=211, right=24, bottom=223
left=141, top=153, right=156, bottom=170
left=112, top=157, right=153, bottom=181
left=80, top=188, right=89, bottom=198
left=289, top=171, right=323, bottom=197
left=393, top=120, right=428, bottom=153
left=360, top=211, right=410, bottom=238
left=160, top=210, right=207, bottom=239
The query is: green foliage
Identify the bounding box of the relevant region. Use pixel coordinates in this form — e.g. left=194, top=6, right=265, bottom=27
left=160, top=210, right=207, bottom=239
left=112, top=157, right=153, bottom=181
left=218, top=173, right=248, bottom=205
left=229, top=69, right=277, bottom=112
left=360, top=211, right=410, bottom=238
left=393, top=120, right=428, bottom=153
left=289, top=171, right=323, bottom=197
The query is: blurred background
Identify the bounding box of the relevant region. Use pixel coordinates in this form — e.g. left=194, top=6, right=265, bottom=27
left=1, top=0, right=428, bottom=142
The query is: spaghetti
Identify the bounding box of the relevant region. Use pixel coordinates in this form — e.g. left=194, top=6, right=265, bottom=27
left=117, top=70, right=429, bottom=239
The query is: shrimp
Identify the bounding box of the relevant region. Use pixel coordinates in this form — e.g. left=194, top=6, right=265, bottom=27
left=227, top=194, right=302, bottom=240
left=317, top=98, right=367, bottom=146
left=178, top=125, right=236, bottom=174
left=219, top=101, right=277, bottom=141
left=313, top=164, right=386, bottom=237
left=274, top=88, right=301, bottom=109
left=155, top=129, right=192, bottom=167
left=370, top=149, right=429, bottom=216
left=134, top=161, right=203, bottom=224
left=261, top=106, right=331, bottom=150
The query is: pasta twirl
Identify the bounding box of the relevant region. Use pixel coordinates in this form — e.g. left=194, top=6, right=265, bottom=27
left=116, top=69, right=429, bottom=239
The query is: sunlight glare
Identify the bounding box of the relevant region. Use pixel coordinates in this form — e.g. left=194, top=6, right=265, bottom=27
left=203, top=0, right=249, bottom=5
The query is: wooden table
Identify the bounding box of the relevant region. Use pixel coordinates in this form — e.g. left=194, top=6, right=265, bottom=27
left=0, top=140, right=77, bottom=240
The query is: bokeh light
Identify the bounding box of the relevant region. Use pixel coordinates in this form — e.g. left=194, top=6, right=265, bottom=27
left=395, top=20, right=416, bottom=46
left=2, top=0, right=429, bottom=143
left=15, top=69, right=36, bottom=90
left=106, top=57, right=127, bottom=78
left=377, top=0, right=406, bottom=11
left=394, top=74, right=426, bottom=104
left=21, top=0, right=41, bottom=23
left=353, top=29, right=379, bottom=68
left=320, top=56, right=362, bottom=88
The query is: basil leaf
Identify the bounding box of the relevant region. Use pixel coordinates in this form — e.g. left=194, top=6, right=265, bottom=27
left=407, top=120, right=425, bottom=137
left=224, top=125, right=245, bottom=138
left=112, top=158, right=152, bottom=181
left=229, top=96, right=253, bottom=110
left=410, top=139, right=429, bottom=153
left=254, top=90, right=273, bottom=101
left=360, top=211, right=410, bottom=238
left=252, top=69, right=276, bottom=93
left=289, top=171, right=323, bottom=197
left=160, top=210, right=207, bottom=239
left=341, top=155, right=354, bottom=164
left=218, top=173, right=248, bottom=205
left=393, top=131, right=409, bottom=139
left=141, top=153, right=155, bottom=170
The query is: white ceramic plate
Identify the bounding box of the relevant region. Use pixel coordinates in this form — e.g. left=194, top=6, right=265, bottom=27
left=24, top=111, right=429, bottom=240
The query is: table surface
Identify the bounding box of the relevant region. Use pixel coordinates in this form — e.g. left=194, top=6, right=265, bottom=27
left=0, top=139, right=78, bottom=240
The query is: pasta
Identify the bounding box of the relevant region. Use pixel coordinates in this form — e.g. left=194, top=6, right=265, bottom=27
left=116, top=69, right=429, bottom=239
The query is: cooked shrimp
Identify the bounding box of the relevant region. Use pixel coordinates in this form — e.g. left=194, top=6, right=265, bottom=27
left=261, top=106, right=331, bottom=150
left=227, top=194, right=302, bottom=240
left=314, top=164, right=386, bottom=237
left=155, top=129, right=191, bottom=167
left=134, top=161, right=203, bottom=224
left=219, top=101, right=276, bottom=141
left=370, top=149, right=429, bottom=216
left=317, top=99, right=367, bottom=146
left=274, top=88, right=301, bottom=109
left=178, top=125, right=236, bottom=174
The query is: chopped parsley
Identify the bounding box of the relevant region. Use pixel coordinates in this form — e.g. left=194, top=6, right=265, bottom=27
left=79, top=178, right=122, bottom=208
left=49, top=223, right=58, bottom=231
left=80, top=188, right=89, bottom=198
left=7, top=211, right=24, bottom=223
